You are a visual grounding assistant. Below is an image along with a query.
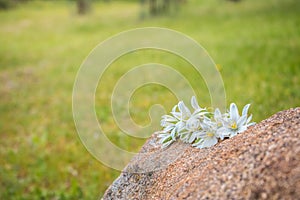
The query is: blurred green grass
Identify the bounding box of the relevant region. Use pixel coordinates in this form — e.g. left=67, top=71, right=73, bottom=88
left=0, top=0, right=299, bottom=199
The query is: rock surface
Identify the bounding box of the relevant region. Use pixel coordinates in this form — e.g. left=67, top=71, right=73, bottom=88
left=103, top=108, right=300, bottom=200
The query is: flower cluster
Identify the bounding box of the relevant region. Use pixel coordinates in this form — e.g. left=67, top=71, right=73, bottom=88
left=158, top=96, right=255, bottom=149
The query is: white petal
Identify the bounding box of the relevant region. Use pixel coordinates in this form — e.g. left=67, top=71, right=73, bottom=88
left=214, top=108, right=222, bottom=119
left=171, top=112, right=181, bottom=120
left=195, top=131, right=207, bottom=139
left=161, top=119, right=173, bottom=127
left=237, top=115, right=247, bottom=126
left=170, top=128, right=177, bottom=140
left=246, top=114, right=253, bottom=124
left=176, top=121, right=185, bottom=132
left=218, top=127, right=230, bottom=138
left=247, top=122, right=256, bottom=126
left=229, top=131, right=238, bottom=138
left=172, top=104, right=178, bottom=113
left=238, top=125, right=247, bottom=133
left=162, top=140, right=173, bottom=148
left=200, top=122, right=209, bottom=130
left=191, top=96, right=200, bottom=110
left=178, top=101, right=185, bottom=112
left=178, top=101, right=191, bottom=118
left=157, top=133, right=168, bottom=138
left=222, top=119, right=231, bottom=128
left=230, top=103, right=239, bottom=121
left=242, top=104, right=251, bottom=116
left=196, top=110, right=208, bottom=116
left=201, top=137, right=218, bottom=148
left=159, top=135, right=171, bottom=143
left=163, top=125, right=175, bottom=132
left=162, top=115, right=178, bottom=122
left=180, top=132, right=189, bottom=141
left=218, top=133, right=224, bottom=140
left=188, top=133, right=197, bottom=143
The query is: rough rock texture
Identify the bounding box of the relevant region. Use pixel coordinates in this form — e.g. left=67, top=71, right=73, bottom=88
left=103, top=108, right=300, bottom=200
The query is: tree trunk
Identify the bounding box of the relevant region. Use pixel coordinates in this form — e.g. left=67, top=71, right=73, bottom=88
left=149, top=0, right=157, bottom=15
left=77, top=0, right=90, bottom=15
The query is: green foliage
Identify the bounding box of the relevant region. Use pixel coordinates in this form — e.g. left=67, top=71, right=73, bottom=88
left=0, top=0, right=15, bottom=9
left=0, top=0, right=29, bottom=10
left=0, top=0, right=299, bottom=199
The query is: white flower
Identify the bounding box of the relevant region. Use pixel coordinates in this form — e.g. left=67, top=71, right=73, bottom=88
left=192, top=120, right=219, bottom=148
left=159, top=102, right=188, bottom=147
left=157, top=132, right=175, bottom=148
left=161, top=104, right=185, bottom=131
left=186, top=116, right=201, bottom=131
left=180, top=131, right=195, bottom=143
left=220, top=103, right=255, bottom=138
left=211, top=108, right=230, bottom=140
left=177, top=101, right=191, bottom=121
left=177, top=97, right=207, bottom=144
left=191, top=96, right=206, bottom=115
left=159, top=96, right=255, bottom=149
left=159, top=96, right=207, bottom=147
left=214, top=108, right=224, bottom=128
left=180, top=115, right=201, bottom=143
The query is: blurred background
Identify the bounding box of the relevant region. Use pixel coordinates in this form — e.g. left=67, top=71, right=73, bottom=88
left=0, top=0, right=299, bottom=199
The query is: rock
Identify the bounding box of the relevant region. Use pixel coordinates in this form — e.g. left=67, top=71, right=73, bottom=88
left=103, top=108, right=300, bottom=200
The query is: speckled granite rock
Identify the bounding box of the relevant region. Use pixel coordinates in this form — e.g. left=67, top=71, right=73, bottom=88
left=103, top=108, right=300, bottom=200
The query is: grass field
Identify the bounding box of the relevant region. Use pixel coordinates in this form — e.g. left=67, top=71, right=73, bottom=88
left=0, top=0, right=299, bottom=199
